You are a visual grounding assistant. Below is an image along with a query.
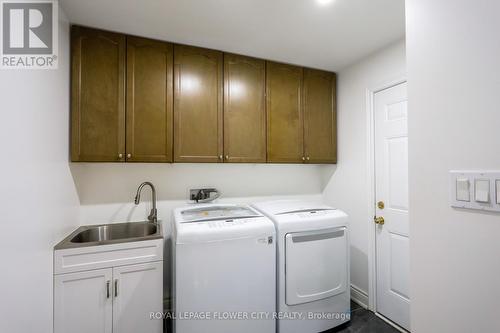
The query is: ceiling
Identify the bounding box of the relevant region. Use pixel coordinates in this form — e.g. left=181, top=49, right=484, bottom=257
left=60, top=0, right=405, bottom=71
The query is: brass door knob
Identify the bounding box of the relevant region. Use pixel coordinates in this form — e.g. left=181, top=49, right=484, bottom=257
left=377, top=201, right=385, bottom=209
left=374, top=216, right=385, bottom=225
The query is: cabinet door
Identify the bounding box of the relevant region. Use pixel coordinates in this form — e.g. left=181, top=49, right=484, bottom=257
left=112, top=262, right=163, bottom=333
left=266, top=62, right=304, bottom=163
left=303, top=69, right=337, bottom=163
left=71, top=26, right=126, bottom=162
left=174, top=45, right=223, bottom=162
left=223, top=54, right=266, bottom=162
left=54, top=268, right=113, bottom=333
left=126, top=37, right=173, bottom=162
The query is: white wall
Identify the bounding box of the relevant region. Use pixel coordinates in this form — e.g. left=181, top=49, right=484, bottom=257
left=0, top=9, right=80, bottom=333
left=407, top=1, right=500, bottom=332
left=71, top=163, right=333, bottom=229
left=322, top=40, right=406, bottom=299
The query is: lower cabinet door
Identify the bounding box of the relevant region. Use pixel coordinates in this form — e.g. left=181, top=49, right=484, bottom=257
left=54, top=268, right=113, bottom=333
left=112, top=262, right=163, bottom=333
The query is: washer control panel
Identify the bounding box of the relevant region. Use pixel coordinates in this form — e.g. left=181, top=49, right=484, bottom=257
left=208, top=219, right=252, bottom=228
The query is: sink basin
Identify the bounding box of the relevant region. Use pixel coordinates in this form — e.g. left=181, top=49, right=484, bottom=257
left=71, top=223, right=158, bottom=243
left=55, top=222, right=162, bottom=249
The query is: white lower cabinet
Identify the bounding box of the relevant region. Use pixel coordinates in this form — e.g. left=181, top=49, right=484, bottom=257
left=112, top=262, right=163, bottom=333
left=54, top=239, right=163, bottom=333
left=54, top=268, right=113, bottom=333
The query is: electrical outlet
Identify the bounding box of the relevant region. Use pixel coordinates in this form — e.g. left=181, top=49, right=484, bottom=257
left=189, top=188, right=220, bottom=202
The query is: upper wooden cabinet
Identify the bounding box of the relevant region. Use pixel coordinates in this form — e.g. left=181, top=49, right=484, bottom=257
left=266, top=62, right=304, bottom=163
left=126, top=36, right=173, bottom=162
left=70, top=26, right=337, bottom=164
left=71, top=26, right=126, bottom=162
left=173, top=45, right=223, bottom=162
left=223, top=54, right=266, bottom=163
left=303, top=69, right=337, bottom=163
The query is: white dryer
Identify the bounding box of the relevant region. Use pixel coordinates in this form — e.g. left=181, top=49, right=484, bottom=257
left=252, top=200, right=350, bottom=333
left=172, top=204, right=276, bottom=333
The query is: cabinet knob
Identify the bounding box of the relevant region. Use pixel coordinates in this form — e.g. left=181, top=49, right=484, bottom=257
left=219, top=155, right=223, bottom=160
left=118, top=153, right=123, bottom=159
left=302, top=156, right=306, bottom=161
left=225, top=155, right=229, bottom=160
left=127, top=153, right=132, bottom=159
left=306, top=156, right=310, bottom=161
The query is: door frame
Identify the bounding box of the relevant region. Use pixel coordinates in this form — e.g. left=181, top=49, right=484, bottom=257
left=365, top=75, right=407, bottom=317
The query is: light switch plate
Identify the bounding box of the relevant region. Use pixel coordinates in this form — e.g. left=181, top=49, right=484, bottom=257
left=474, top=179, right=490, bottom=203
left=450, top=171, right=500, bottom=213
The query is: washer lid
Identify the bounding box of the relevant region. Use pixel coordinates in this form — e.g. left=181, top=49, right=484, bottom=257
left=174, top=204, right=274, bottom=244
left=177, top=204, right=262, bottom=223
left=253, top=200, right=335, bottom=216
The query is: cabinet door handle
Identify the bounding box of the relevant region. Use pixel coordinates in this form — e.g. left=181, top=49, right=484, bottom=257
left=118, top=153, right=123, bottom=159
left=114, top=279, right=118, bottom=297
left=106, top=280, right=110, bottom=299
left=127, top=153, right=131, bottom=159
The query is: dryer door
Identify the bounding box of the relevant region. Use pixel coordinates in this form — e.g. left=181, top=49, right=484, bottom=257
left=285, top=227, right=347, bottom=306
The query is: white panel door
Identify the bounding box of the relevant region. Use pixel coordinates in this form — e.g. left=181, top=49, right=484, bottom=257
left=54, top=268, right=113, bottom=333
left=374, top=82, right=410, bottom=330
left=112, top=262, right=163, bottom=333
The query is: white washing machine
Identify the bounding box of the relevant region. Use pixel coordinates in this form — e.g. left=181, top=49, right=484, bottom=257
left=252, top=200, right=350, bottom=333
left=172, top=204, right=276, bottom=333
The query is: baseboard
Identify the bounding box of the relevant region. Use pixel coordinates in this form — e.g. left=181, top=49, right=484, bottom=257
left=350, top=284, right=368, bottom=309
left=375, top=312, right=409, bottom=333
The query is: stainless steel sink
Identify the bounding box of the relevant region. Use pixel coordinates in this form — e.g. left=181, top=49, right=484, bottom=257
left=55, top=222, right=162, bottom=249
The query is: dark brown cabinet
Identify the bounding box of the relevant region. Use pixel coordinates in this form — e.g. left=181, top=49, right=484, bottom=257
left=71, top=26, right=126, bottom=162
left=173, top=45, right=223, bottom=162
left=126, top=36, right=173, bottom=162
left=266, top=62, right=304, bottom=163
left=223, top=54, right=266, bottom=163
left=303, top=69, right=337, bottom=163
left=266, top=63, right=337, bottom=164
left=71, top=26, right=337, bottom=164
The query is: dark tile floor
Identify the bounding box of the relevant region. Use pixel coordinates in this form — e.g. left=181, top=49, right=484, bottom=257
left=325, top=302, right=400, bottom=333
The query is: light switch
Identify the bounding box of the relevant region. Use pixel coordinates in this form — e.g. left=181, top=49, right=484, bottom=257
left=450, top=171, right=500, bottom=212
left=474, top=179, right=490, bottom=203
left=456, top=178, right=470, bottom=202
left=496, top=180, right=500, bottom=205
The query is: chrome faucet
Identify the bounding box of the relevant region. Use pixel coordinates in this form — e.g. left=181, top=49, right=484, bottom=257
left=134, top=182, right=157, bottom=224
